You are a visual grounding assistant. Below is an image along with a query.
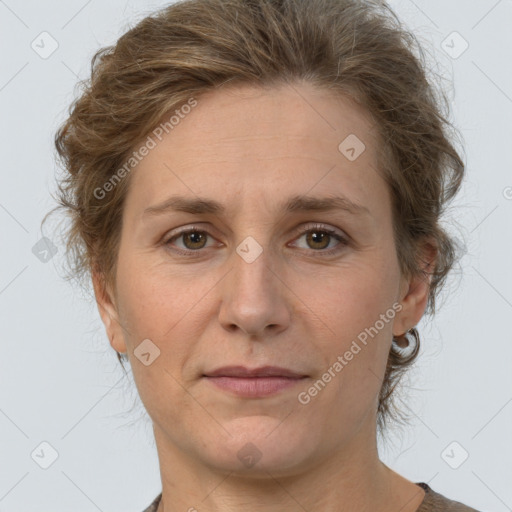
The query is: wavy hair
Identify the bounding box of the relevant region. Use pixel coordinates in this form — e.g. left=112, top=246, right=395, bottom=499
left=45, top=0, right=466, bottom=435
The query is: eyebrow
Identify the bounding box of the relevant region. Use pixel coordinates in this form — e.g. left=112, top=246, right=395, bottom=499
left=143, top=194, right=371, bottom=218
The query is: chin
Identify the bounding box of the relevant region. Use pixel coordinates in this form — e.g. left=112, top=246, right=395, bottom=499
left=200, top=416, right=316, bottom=476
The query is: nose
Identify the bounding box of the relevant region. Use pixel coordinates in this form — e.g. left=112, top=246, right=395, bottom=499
left=218, top=241, right=291, bottom=338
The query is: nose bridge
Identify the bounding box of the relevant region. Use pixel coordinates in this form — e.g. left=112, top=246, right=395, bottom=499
left=226, top=194, right=277, bottom=284
left=218, top=229, right=290, bottom=336
left=231, top=232, right=278, bottom=302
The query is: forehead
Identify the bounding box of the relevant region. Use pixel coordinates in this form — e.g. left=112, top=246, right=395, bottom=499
left=124, top=82, right=386, bottom=220
left=159, top=82, right=378, bottom=157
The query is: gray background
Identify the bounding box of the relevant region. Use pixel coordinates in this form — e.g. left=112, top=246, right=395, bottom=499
left=0, top=0, right=511, bottom=511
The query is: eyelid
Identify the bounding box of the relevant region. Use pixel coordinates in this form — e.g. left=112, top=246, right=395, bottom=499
left=162, top=223, right=217, bottom=242
left=288, top=222, right=349, bottom=254
left=162, top=222, right=349, bottom=256
left=290, top=222, right=346, bottom=239
left=161, top=223, right=218, bottom=248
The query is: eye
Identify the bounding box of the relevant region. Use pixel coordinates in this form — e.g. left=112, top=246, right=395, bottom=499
left=164, top=226, right=215, bottom=254
left=162, top=223, right=349, bottom=257
left=289, top=223, right=349, bottom=256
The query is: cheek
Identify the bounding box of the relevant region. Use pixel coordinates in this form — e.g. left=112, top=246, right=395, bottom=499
left=114, top=261, right=201, bottom=417
left=115, top=252, right=205, bottom=338
left=114, top=255, right=220, bottom=390
left=302, top=260, right=397, bottom=397
left=306, top=263, right=396, bottom=340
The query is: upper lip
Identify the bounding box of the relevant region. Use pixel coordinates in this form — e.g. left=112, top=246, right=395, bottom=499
left=203, top=365, right=307, bottom=378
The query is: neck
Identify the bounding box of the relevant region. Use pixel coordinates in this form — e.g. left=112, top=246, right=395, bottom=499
left=152, top=417, right=425, bottom=512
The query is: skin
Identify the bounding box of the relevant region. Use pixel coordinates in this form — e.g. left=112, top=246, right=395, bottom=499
left=93, top=82, right=435, bottom=512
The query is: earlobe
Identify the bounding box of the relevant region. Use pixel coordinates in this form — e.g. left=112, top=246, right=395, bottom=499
left=92, top=269, right=117, bottom=326
left=394, top=274, right=429, bottom=334
left=393, top=240, right=437, bottom=337
left=108, top=332, right=127, bottom=356
left=91, top=269, right=127, bottom=354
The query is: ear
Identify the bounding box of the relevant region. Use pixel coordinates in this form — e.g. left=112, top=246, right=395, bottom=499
left=91, top=268, right=127, bottom=354
left=393, top=238, right=437, bottom=337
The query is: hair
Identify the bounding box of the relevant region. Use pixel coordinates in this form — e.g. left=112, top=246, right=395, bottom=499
left=45, top=0, right=466, bottom=436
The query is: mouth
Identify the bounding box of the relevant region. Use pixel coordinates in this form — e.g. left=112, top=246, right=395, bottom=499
left=202, top=366, right=308, bottom=398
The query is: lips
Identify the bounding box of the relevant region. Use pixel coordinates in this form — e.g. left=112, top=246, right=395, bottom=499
left=202, top=366, right=308, bottom=398
left=203, top=365, right=307, bottom=378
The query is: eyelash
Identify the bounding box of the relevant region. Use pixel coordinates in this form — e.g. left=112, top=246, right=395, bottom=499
left=162, top=223, right=349, bottom=257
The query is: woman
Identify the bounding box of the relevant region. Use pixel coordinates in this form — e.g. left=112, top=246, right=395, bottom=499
left=48, top=0, right=480, bottom=510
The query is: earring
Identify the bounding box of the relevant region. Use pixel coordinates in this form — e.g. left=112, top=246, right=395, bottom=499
left=391, top=328, right=419, bottom=360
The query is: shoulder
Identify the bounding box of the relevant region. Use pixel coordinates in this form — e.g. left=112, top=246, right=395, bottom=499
left=141, top=493, right=162, bottom=512
left=416, top=482, right=481, bottom=512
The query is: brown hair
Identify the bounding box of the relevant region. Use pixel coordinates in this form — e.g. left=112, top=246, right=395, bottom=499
left=45, top=0, right=465, bottom=434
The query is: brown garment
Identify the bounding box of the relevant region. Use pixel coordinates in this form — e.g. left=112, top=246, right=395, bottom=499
left=415, top=482, right=480, bottom=511
left=142, top=482, right=481, bottom=511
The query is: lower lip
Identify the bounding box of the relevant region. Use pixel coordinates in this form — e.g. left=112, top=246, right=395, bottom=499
left=204, top=376, right=306, bottom=397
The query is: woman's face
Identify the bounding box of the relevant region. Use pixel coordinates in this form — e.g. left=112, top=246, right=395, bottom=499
left=94, top=82, right=428, bottom=475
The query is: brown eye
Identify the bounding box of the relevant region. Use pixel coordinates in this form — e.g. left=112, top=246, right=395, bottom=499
left=291, top=223, right=348, bottom=256
left=163, top=223, right=348, bottom=257
left=164, top=228, right=213, bottom=253
left=305, top=230, right=332, bottom=250
left=180, top=230, right=208, bottom=250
